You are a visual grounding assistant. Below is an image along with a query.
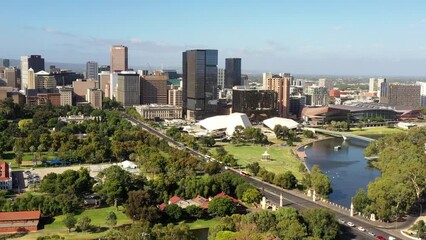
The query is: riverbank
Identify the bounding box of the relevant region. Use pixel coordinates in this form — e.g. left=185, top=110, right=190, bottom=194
left=292, top=135, right=334, bottom=173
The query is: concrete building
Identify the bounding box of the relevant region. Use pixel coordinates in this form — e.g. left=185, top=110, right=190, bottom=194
left=20, top=55, right=44, bottom=90
left=141, top=71, right=168, bottom=104
left=86, top=88, right=103, bottom=109
left=59, top=87, right=73, bottom=106
left=224, top=58, right=241, bottom=88
left=318, top=78, right=333, bottom=91
left=116, top=72, right=140, bottom=107
left=98, top=71, right=111, bottom=98
left=109, top=72, right=119, bottom=99
left=305, top=86, right=329, bottom=106
left=110, top=45, right=128, bottom=72
left=241, top=74, right=249, bottom=87
left=262, top=72, right=272, bottom=89
left=34, top=71, right=56, bottom=90
left=3, top=67, right=18, bottom=88
left=369, top=78, right=376, bottom=93
left=416, top=81, right=426, bottom=107
left=380, top=84, right=421, bottom=109
left=168, top=86, right=183, bottom=107
left=217, top=68, right=225, bottom=89
left=0, top=161, right=12, bottom=190
left=72, top=79, right=98, bottom=103
left=134, top=104, right=182, bottom=120
left=86, top=61, right=98, bottom=80
left=232, top=89, right=277, bottom=121
left=377, top=78, right=386, bottom=97
left=182, top=49, right=218, bottom=120
left=265, top=74, right=291, bottom=118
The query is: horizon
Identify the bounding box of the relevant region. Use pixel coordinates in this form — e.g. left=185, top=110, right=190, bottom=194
left=1, top=0, right=426, bottom=76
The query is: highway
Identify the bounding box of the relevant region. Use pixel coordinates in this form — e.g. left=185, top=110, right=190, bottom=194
left=122, top=113, right=405, bottom=240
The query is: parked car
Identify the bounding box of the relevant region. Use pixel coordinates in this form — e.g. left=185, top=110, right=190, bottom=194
left=368, top=231, right=376, bottom=237
left=338, top=219, right=345, bottom=224
left=357, top=226, right=366, bottom=232
left=347, top=222, right=355, bottom=227
left=376, top=236, right=386, bottom=240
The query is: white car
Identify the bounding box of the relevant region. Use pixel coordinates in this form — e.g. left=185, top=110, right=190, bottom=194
left=357, top=226, right=366, bottom=232
left=338, top=219, right=345, bottom=224
left=347, top=222, right=355, bottom=227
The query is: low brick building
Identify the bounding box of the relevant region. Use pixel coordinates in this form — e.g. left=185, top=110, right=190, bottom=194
left=0, top=210, right=41, bottom=233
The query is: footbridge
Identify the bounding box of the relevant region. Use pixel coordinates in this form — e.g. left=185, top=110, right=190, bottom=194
left=305, top=128, right=376, bottom=142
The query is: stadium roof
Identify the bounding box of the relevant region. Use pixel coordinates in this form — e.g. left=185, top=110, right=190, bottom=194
left=263, top=117, right=299, bottom=130
left=198, top=113, right=252, bottom=136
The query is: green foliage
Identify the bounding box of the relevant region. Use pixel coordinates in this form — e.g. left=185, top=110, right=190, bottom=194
left=204, top=161, right=222, bottom=175
left=63, top=214, right=77, bottom=232
left=208, top=197, right=237, bottom=217
left=353, top=188, right=371, bottom=214
left=310, top=165, right=332, bottom=197
left=151, top=223, right=195, bottom=240
left=274, top=171, right=297, bottom=189
left=199, top=136, right=216, bottom=147
left=301, top=208, right=340, bottom=240
left=258, top=167, right=276, bottom=183
left=125, top=189, right=160, bottom=222
left=410, top=220, right=426, bottom=238
left=165, top=204, right=183, bottom=221
left=232, top=126, right=268, bottom=145
left=247, top=162, right=260, bottom=176
left=303, top=130, right=315, bottom=138
left=105, top=211, right=117, bottom=228
left=236, top=183, right=256, bottom=200
left=243, top=210, right=277, bottom=232
left=242, top=188, right=262, bottom=203
left=185, top=205, right=204, bottom=218
left=40, top=168, right=94, bottom=196
left=78, top=216, right=92, bottom=232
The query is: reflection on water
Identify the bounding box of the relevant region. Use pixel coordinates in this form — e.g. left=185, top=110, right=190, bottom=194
left=304, top=137, right=381, bottom=207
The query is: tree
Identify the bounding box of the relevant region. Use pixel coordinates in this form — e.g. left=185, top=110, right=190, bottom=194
left=274, top=171, right=297, bottom=189
left=208, top=197, right=236, bottom=217
left=236, top=183, right=256, bottom=200
left=125, top=190, right=160, bottom=222
left=277, top=218, right=308, bottom=240
left=242, top=188, right=262, bottom=203
left=15, top=151, right=23, bottom=166
left=242, top=210, right=276, bottom=232
left=204, top=161, right=222, bottom=175
left=353, top=188, right=371, bottom=214
left=247, top=162, right=260, bottom=176
left=303, top=130, right=315, bottom=138
left=185, top=205, right=204, bottom=218
left=105, top=211, right=117, bottom=228
left=310, top=165, right=332, bottom=197
left=78, top=216, right=92, bottom=232
left=63, top=214, right=77, bottom=232
left=29, top=145, right=36, bottom=160
left=301, top=208, right=340, bottom=240
left=165, top=204, right=183, bottom=221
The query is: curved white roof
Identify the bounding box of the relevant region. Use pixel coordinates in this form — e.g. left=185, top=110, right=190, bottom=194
left=198, top=113, right=252, bottom=136
left=263, top=117, right=299, bottom=130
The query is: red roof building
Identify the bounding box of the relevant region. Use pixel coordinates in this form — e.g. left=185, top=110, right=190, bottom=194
left=192, top=195, right=210, bottom=209
left=0, top=210, right=41, bottom=233
left=168, top=195, right=182, bottom=205
left=159, top=203, right=167, bottom=211
left=214, top=192, right=239, bottom=203
left=0, top=161, right=12, bottom=190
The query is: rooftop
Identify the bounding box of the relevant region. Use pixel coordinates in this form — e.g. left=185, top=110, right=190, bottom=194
left=0, top=211, right=41, bottom=221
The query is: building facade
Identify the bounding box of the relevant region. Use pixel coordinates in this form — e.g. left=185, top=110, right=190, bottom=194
left=110, top=45, right=128, bottom=72
left=135, top=104, right=182, bottom=120
left=265, top=75, right=291, bottom=118
left=182, top=49, right=218, bottom=120
left=224, top=58, right=241, bottom=88
left=86, top=88, right=103, bottom=109
left=232, top=89, right=277, bottom=120
left=2, top=59, right=10, bottom=67
left=72, top=79, right=98, bottom=103
left=59, top=87, right=73, bottom=106
left=3, top=67, right=18, bottom=88
left=217, top=68, right=225, bottom=89
left=20, top=55, right=44, bottom=90
left=141, top=71, right=168, bottom=104
left=86, top=61, right=98, bottom=80
left=116, top=72, right=140, bottom=107
left=305, top=86, right=329, bottom=106
left=380, top=84, right=421, bottom=109
left=98, top=71, right=111, bottom=98
left=168, top=86, right=183, bottom=107
left=0, top=162, right=12, bottom=190
left=417, top=81, right=426, bottom=107
left=318, top=78, right=333, bottom=91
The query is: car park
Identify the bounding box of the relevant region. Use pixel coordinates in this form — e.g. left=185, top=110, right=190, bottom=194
left=347, top=222, right=355, bottom=227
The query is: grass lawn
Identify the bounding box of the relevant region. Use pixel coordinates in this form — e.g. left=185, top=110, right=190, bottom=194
left=15, top=206, right=132, bottom=240
left=215, top=141, right=305, bottom=180
left=184, top=217, right=221, bottom=229
left=2, top=151, right=58, bottom=164
left=349, top=126, right=404, bottom=136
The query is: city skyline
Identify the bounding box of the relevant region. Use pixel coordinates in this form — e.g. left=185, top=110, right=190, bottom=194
left=1, top=0, right=426, bottom=76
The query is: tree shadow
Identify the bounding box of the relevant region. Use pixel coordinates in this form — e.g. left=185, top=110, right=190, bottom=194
left=0, top=230, right=29, bottom=239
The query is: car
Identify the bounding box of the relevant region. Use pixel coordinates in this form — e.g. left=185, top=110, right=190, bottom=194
left=347, top=222, right=355, bottom=227
left=368, top=231, right=376, bottom=237
left=376, top=236, right=386, bottom=240
left=25, top=171, right=31, bottom=175
left=357, top=226, right=366, bottom=232
left=388, top=237, right=396, bottom=240
left=338, top=219, right=346, bottom=224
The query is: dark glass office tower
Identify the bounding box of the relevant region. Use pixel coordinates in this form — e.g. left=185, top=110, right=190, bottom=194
left=182, top=49, right=218, bottom=120
left=28, top=55, right=45, bottom=72
left=224, top=58, right=241, bottom=88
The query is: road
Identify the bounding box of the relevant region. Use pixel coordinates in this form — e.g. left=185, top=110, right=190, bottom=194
left=122, top=113, right=405, bottom=240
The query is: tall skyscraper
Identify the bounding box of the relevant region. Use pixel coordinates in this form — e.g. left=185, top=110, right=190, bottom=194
left=224, top=58, right=241, bottom=88
left=217, top=68, right=225, bottom=89
left=116, top=72, right=140, bottom=106
left=182, top=49, right=218, bottom=120
left=20, top=55, right=44, bottom=90
left=2, top=59, right=10, bottom=67
left=265, top=74, right=292, bottom=117
left=369, top=78, right=377, bottom=93
left=140, top=71, right=168, bottom=104
left=86, top=61, right=98, bottom=80
left=110, top=45, right=128, bottom=72
left=377, top=77, right=386, bottom=97
left=262, top=72, right=272, bottom=89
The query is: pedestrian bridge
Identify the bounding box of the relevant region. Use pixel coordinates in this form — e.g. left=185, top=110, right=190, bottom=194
left=305, top=128, right=376, bottom=142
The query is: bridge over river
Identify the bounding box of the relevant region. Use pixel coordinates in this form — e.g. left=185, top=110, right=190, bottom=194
left=305, top=128, right=376, bottom=142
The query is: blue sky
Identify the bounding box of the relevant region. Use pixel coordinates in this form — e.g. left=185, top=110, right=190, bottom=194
left=1, top=0, right=426, bottom=76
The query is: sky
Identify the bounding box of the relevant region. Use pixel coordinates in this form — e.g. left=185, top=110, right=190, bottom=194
left=1, top=0, right=426, bottom=76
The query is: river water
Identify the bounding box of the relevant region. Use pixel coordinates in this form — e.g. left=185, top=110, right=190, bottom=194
left=303, top=137, right=381, bottom=207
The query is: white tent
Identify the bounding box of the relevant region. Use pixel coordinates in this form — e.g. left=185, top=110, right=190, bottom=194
left=198, top=113, right=252, bottom=136
left=263, top=117, right=299, bottom=130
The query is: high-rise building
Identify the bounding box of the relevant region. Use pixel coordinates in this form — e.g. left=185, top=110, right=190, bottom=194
left=305, top=86, right=329, bottom=106
left=241, top=74, right=249, bottom=87
left=110, top=45, right=128, bottom=72
left=318, top=78, right=334, bottom=91
left=72, top=79, right=98, bottom=103
left=377, top=78, right=386, bottom=97
left=86, top=61, right=98, bottom=80
left=416, top=81, right=426, bottom=107
left=99, top=71, right=111, bottom=98
left=4, top=67, right=18, bottom=88
left=168, top=86, right=183, bottom=107
left=34, top=71, right=56, bottom=90
left=182, top=49, right=218, bottom=120
left=262, top=72, right=272, bottom=89
left=265, top=74, right=292, bottom=117
left=217, top=68, right=225, bottom=89
left=140, top=71, right=168, bottom=104
left=225, top=58, right=241, bottom=88
left=86, top=88, right=103, bottom=109
left=289, top=94, right=306, bottom=118
left=380, top=84, right=421, bottom=109
left=20, top=55, right=45, bottom=90
left=369, top=78, right=377, bottom=93
left=27, top=68, right=35, bottom=89
left=2, top=59, right=10, bottom=67
left=116, top=72, right=140, bottom=106
left=59, top=87, right=73, bottom=106
left=232, top=89, right=277, bottom=120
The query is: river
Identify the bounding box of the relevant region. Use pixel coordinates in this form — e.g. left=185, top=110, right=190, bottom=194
left=303, top=137, right=381, bottom=207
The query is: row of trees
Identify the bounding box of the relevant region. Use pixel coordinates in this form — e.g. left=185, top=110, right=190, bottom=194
left=358, top=127, right=426, bottom=221
left=232, top=126, right=268, bottom=145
